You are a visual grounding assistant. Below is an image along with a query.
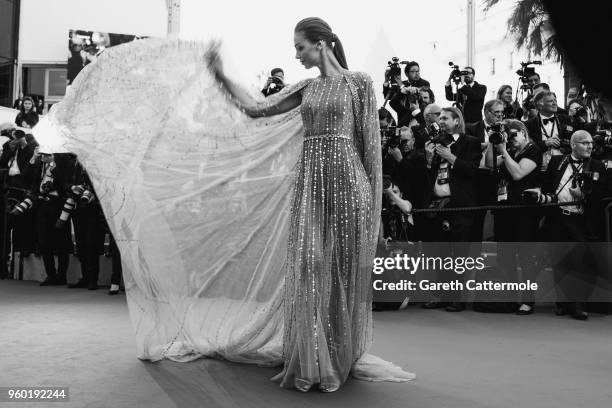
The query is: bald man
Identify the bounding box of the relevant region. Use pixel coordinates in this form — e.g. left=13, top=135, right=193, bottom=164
left=536, top=130, right=610, bottom=320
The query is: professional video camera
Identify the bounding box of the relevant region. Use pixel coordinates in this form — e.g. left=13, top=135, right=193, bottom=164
left=516, top=60, right=542, bottom=90
left=385, top=57, right=409, bottom=89
left=448, top=62, right=471, bottom=84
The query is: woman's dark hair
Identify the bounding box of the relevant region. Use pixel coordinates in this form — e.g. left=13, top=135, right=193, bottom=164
left=22, top=96, right=35, bottom=112
left=294, top=17, right=348, bottom=69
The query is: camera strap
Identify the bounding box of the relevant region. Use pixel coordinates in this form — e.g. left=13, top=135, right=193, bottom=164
left=555, top=156, right=583, bottom=196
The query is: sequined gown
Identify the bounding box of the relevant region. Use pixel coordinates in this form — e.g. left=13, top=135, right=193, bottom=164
left=40, top=38, right=402, bottom=390
left=273, top=72, right=382, bottom=391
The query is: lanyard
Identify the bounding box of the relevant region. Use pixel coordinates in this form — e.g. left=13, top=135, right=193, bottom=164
left=540, top=116, right=557, bottom=139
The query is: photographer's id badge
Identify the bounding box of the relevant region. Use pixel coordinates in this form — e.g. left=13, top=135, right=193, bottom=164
left=437, top=162, right=450, bottom=185
left=497, top=180, right=508, bottom=202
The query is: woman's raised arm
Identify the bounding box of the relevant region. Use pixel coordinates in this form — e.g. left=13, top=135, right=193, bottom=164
left=207, top=45, right=301, bottom=118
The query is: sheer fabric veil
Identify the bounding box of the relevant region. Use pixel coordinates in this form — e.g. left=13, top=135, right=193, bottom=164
left=35, top=38, right=414, bottom=382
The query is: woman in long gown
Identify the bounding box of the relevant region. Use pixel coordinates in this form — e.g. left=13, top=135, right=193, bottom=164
left=210, top=17, right=382, bottom=392
left=36, top=19, right=414, bottom=393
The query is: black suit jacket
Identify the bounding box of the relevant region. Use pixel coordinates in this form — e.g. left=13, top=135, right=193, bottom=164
left=543, top=154, right=611, bottom=240
left=386, top=78, right=430, bottom=126
left=526, top=113, right=572, bottom=155
left=445, top=81, right=487, bottom=123
left=465, top=120, right=488, bottom=143
left=425, top=133, right=483, bottom=208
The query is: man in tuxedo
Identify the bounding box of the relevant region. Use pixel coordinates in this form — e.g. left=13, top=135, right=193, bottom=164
left=421, top=107, right=482, bottom=312
left=466, top=99, right=505, bottom=143
left=532, top=130, right=611, bottom=319
left=526, top=91, right=573, bottom=171
left=444, top=66, right=487, bottom=124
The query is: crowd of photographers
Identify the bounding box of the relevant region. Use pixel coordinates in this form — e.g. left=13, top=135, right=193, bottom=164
left=378, top=59, right=612, bottom=319
left=0, top=117, right=123, bottom=295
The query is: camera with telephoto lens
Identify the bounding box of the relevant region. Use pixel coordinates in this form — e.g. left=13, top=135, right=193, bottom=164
left=9, top=197, right=34, bottom=216
left=593, top=129, right=612, bottom=148
left=521, top=189, right=541, bottom=203
left=381, top=126, right=401, bottom=149
left=488, top=123, right=508, bottom=145
left=573, top=171, right=599, bottom=195
left=448, top=62, right=471, bottom=83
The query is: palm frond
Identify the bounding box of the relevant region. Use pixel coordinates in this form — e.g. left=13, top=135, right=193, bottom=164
left=485, top=0, right=562, bottom=61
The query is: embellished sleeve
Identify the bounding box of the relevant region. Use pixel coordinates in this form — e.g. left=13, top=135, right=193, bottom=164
left=356, top=72, right=382, bottom=245
left=242, top=79, right=312, bottom=118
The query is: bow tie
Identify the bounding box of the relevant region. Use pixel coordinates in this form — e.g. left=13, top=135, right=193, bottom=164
left=542, top=117, right=555, bottom=125
left=570, top=157, right=585, bottom=165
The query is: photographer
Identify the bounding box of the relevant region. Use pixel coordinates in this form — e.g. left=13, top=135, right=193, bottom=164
left=411, top=103, right=442, bottom=150
left=526, top=91, right=573, bottom=171
left=527, top=130, right=610, bottom=320
left=421, top=107, right=482, bottom=312
left=445, top=66, right=487, bottom=124
left=485, top=120, right=542, bottom=315
left=526, top=71, right=541, bottom=89
left=381, top=175, right=415, bottom=242
left=261, top=68, right=286, bottom=97
left=65, top=158, right=107, bottom=290
left=567, top=99, right=592, bottom=132
left=590, top=97, right=612, bottom=164
left=25, top=152, right=74, bottom=286
left=387, top=61, right=431, bottom=126
left=0, top=126, right=38, bottom=257
left=387, top=126, right=428, bottom=236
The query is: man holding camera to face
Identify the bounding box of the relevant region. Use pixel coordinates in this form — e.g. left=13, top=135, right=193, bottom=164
left=421, top=107, right=482, bottom=312
left=525, top=130, right=610, bottom=320
left=261, top=68, right=286, bottom=97
left=445, top=66, right=487, bottom=125
left=387, top=61, right=431, bottom=127
left=0, top=126, right=39, bottom=259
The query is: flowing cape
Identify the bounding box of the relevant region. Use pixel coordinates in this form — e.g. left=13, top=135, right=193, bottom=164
left=36, top=38, right=414, bottom=382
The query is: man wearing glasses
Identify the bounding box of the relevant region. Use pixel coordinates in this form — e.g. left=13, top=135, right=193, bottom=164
left=467, top=99, right=506, bottom=143
left=530, top=130, right=610, bottom=320
left=444, top=66, right=487, bottom=125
